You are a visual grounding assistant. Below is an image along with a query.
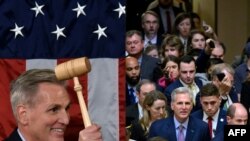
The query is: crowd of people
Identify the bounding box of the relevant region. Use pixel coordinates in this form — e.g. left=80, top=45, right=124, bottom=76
left=126, top=0, right=250, bottom=141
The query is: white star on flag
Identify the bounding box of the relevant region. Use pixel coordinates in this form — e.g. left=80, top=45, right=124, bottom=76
left=113, top=2, right=125, bottom=18
left=51, top=25, right=66, bottom=40
left=31, top=2, right=45, bottom=17
left=93, top=24, right=107, bottom=40
left=72, top=2, right=86, bottom=18
left=10, top=23, right=24, bottom=38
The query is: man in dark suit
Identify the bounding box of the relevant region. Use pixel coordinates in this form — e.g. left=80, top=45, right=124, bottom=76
left=192, top=83, right=227, bottom=139
left=141, top=10, right=163, bottom=49
left=5, top=69, right=102, bottom=141
left=164, top=55, right=203, bottom=111
left=210, top=63, right=238, bottom=110
left=212, top=103, right=248, bottom=141
left=148, top=0, right=183, bottom=36
left=126, top=30, right=160, bottom=82
left=149, top=87, right=211, bottom=141
left=126, top=56, right=141, bottom=106
left=126, top=79, right=156, bottom=126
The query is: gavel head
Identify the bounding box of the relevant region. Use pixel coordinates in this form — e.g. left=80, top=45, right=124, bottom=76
left=55, top=57, right=91, bottom=80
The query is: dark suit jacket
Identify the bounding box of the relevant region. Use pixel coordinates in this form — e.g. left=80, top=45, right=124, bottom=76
left=240, top=81, right=250, bottom=124
left=148, top=116, right=211, bottom=141
left=211, top=130, right=224, bottom=141
left=126, top=103, right=139, bottom=126
left=149, top=6, right=183, bottom=35
left=4, top=129, right=22, bottom=141
left=191, top=109, right=227, bottom=137
left=130, top=120, right=148, bottom=141
left=140, top=54, right=160, bottom=81
left=220, top=87, right=239, bottom=109
left=164, top=78, right=203, bottom=112
left=142, top=33, right=164, bottom=49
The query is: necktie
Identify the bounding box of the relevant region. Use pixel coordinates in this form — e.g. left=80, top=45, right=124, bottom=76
left=207, top=117, right=213, bottom=138
left=178, top=125, right=185, bottom=141
left=129, top=88, right=136, bottom=104
left=188, top=84, right=195, bottom=104
left=147, top=40, right=152, bottom=46
left=166, top=10, right=172, bottom=34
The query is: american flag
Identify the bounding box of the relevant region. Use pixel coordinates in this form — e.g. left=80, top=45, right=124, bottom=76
left=0, top=0, right=125, bottom=140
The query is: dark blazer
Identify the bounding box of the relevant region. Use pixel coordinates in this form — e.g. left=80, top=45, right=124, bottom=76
left=240, top=81, right=250, bottom=124
left=142, top=33, right=164, bottom=49
left=149, top=6, right=183, bottom=35
left=140, top=54, right=160, bottom=81
left=220, top=87, right=239, bottom=109
left=164, top=77, right=203, bottom=111
left=4, top=129, right=22, bottom=141
left=130, top=120, right=148, bottom=141
left=126, top=103, right=139, bottom=126
left=148, top=116, right=211, bottom=141
left=211, top=130, right=224, bottom=141
left=191, top=109, right=227, bottom=137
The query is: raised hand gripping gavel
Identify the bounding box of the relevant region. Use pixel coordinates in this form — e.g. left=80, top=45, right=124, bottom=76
left=55, top=57, right=92, bottom=127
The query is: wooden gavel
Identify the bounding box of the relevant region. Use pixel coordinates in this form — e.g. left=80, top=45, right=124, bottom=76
left=55, top=57, right=92, bottom=127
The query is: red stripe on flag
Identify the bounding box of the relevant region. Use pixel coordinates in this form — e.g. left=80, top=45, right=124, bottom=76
left=119, top=58, right=126, bottom=141
left=0, top=59, right=26, bottom=140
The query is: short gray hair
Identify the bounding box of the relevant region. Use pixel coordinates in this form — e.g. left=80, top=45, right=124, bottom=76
left=10, top=69, right=66, bottom=118
left=171, top=87, right=193, bottom=103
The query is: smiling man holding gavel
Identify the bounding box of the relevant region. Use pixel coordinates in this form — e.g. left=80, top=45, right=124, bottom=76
left=5, top=58, right=102, bottom=141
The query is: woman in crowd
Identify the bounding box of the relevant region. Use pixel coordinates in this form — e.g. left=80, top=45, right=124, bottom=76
left=157, top=55, right=180, bottom=92
left=129, top=90, right=168, bottom=141
left=172, top=12, right=194, bottom=54
left=160, top=34, right=184, bottom=59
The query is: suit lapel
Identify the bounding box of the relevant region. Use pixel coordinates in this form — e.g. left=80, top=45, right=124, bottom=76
left=185, top=117, right=196, bottom=141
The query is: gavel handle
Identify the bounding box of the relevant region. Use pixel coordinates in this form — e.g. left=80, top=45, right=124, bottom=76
left=73, top=77, right=92, bottom=127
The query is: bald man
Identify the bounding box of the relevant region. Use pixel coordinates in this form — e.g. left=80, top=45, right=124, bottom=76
left=212, top=103, right=248, bottom=141
left=126, top=56, right=141, bottom=106
left=210, top=42, right=226, bottom=60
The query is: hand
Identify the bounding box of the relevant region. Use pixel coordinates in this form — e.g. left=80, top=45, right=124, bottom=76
left=218, top=75, right=233, bottom=96
left=204, top=38, right=215, bottom=55
left=78, top=124, right=103, bottom=141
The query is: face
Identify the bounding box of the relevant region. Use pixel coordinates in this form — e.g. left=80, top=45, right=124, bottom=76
left=179, top=61, right=196, bottom=85
left=147, top=49, right=159, bottom=58
left=142, top=14, right=159, bottom=35
left=163, top=60, right=179, bottom=79
left=164, top=46, right=180, bottom=57
left=177, top=18, right=191, bottom=38
left=227, top=107, right=248, bottom=125
left=191, top=33, right=206, bottom=49
left=171, top=93, right=193, bottom=123
left=137, top=84, right=156, bottom=106
left=200, top=96, right=221, bottom=117
left=23, top=83, right=71, bottom=141
left=147, top=99, right=166, bottom=121
left=126, top=34, right=144, bottom=57
left=211, top=44, right=224, bottom=60
left=126, top=58, right=140, bottom=85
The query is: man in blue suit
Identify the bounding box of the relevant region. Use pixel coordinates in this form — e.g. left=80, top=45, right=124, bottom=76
left=149, top=87, right=211, bottom=141
left=164, top=55, right=203, bottom=112
left=212, top=103, right=248, bottom=141
left=192, top=83, right=227, bottom=139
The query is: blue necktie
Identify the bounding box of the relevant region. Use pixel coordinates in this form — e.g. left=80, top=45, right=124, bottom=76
left=129, top=88, right=136, bottom=104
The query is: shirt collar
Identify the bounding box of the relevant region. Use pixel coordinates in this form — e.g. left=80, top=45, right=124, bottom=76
left=173, top=116, right=189, bottom=129
left=17, top=128, right=26, bottom=141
